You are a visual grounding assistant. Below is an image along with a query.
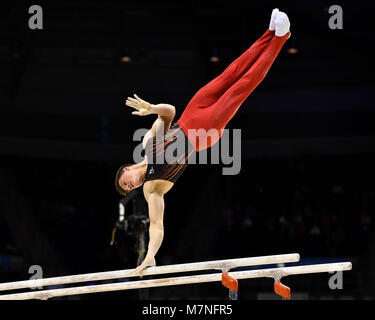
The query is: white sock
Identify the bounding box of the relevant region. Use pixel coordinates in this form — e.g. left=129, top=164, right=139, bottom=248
left=269, top=8, right=279, bottom=31
left=275, top=12, right=290, bottom=37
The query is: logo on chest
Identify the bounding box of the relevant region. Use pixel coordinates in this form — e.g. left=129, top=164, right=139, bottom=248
left=149, top=166, right=155, bottom=175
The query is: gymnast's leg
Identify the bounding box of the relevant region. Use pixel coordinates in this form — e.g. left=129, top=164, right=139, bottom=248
left=179, top=9, right=279, bottom=113
left=178, top=11, right=291, bottom=150
left=210, top=12, right=291, bottom=133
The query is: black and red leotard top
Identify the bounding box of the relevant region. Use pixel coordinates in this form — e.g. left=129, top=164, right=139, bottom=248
left=144, top=123, right=195, bottom=184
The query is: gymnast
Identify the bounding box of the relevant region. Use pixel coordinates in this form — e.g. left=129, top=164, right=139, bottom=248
left=115, top=9, right=291, bottom=273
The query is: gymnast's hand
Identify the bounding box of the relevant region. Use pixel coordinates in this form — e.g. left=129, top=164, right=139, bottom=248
left=125, top=94, right=153, bottom=116
left=130, top=256, right=156, bottom=275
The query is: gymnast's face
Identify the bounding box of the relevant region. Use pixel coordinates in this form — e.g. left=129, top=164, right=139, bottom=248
left=119, top=166, right=144, bottom=192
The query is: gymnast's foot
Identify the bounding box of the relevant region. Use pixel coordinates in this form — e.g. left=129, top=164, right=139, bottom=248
left=131, top=256, right=156, bottom=275
left=269, top=8, right=279, bottom=31
left=275, top=11, right=291, bottom=37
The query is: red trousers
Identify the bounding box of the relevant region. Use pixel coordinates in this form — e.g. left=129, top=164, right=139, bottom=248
left=177, top=29, right=290, bottom=151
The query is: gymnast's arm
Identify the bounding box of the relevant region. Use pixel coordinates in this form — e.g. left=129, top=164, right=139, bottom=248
left=130, top=183, right=170, bottom=273
left=125, top=94, right=175, bottom=138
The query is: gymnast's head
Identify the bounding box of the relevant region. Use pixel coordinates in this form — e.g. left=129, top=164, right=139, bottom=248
left=115, top=164, right=145, bottom=195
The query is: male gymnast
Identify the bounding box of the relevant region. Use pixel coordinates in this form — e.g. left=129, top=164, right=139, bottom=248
left=115, top=9, right=291, bottom=273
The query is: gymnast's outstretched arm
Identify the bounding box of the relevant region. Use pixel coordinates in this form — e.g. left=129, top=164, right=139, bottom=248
left=125, top=94, right=175, bottom=145
left=131, top=181, right=173, bottom=274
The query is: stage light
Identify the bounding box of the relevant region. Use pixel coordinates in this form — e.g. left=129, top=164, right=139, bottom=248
left=209, top=45, right=220, bottom=62
left=209, top=56, right=220, bottom=63
left=120, top=56, right=132, bottom=63
left=288, top=48, right=298, bottom=54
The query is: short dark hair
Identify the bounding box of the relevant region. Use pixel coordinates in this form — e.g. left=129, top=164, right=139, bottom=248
left=115, top=164, right=133, bottom=196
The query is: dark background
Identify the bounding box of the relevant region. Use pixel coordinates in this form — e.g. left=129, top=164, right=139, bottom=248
left=0, top=0, right=374, bottom=300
